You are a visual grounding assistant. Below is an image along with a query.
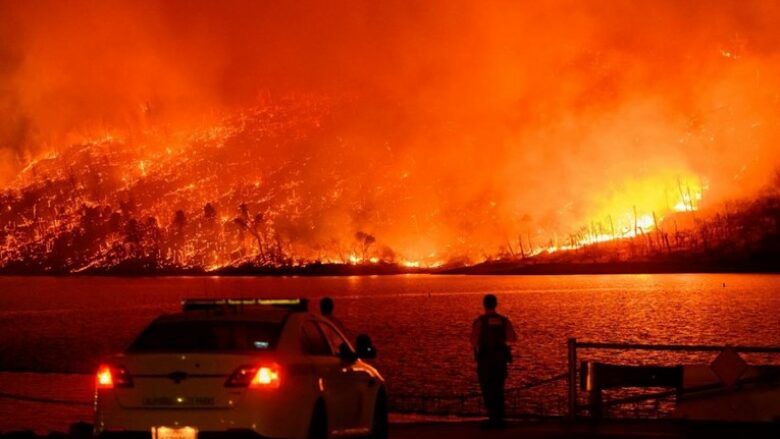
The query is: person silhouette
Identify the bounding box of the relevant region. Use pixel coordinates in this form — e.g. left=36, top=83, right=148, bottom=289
left=470, top=294, right=517, bottom=428
left=319, top=297, right=348, bottom=337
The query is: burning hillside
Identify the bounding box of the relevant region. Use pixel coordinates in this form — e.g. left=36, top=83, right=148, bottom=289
left=0, top=93, right=776, bottom=274
left=2, top=1, right=780, bottom=273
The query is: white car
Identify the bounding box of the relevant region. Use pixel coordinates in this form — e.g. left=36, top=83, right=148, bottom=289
left=94, top=298, right=387, bottom=439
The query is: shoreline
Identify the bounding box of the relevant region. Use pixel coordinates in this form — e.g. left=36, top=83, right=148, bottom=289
left=1, top=258, right=779, bottom=277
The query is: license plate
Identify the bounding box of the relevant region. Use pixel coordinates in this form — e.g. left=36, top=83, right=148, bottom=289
left=151, top=426, right=198, bottom=439
left=143, top=396, right=216, bottom=407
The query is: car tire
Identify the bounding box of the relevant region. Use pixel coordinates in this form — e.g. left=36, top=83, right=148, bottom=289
left=369, top=391, right=388, bottom=439
left=308, top=400, right=328, bottom=439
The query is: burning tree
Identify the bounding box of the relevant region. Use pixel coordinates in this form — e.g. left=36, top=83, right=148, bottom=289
left=354, top=231, right=376, bottom=263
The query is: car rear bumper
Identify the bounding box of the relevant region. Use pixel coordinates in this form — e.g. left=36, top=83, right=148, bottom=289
left=95, top=389, right=313, bottom=439
left=95, top=408, right=295, bottom=439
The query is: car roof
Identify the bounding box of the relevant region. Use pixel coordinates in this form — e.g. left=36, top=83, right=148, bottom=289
left=152, top=308, right=292, bottom=324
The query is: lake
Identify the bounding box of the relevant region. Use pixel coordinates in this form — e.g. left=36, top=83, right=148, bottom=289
left=1, top=274, right=779, bottom=432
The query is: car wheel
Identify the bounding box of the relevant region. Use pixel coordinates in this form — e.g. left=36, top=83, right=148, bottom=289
left=369, top=391, right=388, bottom=439
left=308, top=400, right=328, bottom=439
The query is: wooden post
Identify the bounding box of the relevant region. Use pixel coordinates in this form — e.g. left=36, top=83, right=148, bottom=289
left=588, top=363, right=603, bottom=419
left=567, top=338, right=577, bottom=420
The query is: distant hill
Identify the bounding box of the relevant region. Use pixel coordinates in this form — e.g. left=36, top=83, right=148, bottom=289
left=445, top=184, right=780, bottom=275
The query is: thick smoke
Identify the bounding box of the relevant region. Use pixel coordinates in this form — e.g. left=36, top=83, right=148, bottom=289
left=2, top=0, right=780, bottom=261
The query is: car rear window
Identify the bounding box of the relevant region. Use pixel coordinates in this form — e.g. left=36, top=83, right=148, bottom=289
left=128, top=320, right=282, bottom=353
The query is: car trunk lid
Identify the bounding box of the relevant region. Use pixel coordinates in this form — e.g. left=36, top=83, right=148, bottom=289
left=111, top=353, right=266, bottom=409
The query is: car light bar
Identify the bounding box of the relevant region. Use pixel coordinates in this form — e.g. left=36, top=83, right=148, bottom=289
left=181, top=298, right=309, bottom=312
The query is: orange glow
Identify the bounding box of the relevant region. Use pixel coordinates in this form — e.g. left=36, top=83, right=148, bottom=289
left=1, top=1, right=779, bottom=271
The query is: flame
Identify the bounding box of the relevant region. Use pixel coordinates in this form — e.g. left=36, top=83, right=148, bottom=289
left=1, top=2, right=779, bottom=272
left=533, top=175, right=705, bottom=254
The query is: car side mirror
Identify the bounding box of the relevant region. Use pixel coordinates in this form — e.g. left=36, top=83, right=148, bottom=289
left=338, top=342, right=358, bottom=363
left=355, top=334, right=376, bottom=360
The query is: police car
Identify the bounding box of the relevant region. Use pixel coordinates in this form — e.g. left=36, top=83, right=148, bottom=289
left=94, top=298, right=386, bottom=439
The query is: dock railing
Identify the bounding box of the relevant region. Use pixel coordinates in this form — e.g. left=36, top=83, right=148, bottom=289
left=567, top=338, right=780, bottom=420
left=390, top=339, right=780, bottom=420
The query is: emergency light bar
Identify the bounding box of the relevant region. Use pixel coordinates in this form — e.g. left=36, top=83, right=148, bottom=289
left=182, top=298, right=309, bottom=312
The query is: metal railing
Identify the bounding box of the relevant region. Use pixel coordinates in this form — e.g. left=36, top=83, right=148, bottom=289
left=566, top=338, right=780, bottom=419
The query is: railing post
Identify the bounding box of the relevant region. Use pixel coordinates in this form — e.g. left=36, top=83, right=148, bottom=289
left=589, top=365, right=603, bottom=420
left=567, top=337, right=577, bottom=420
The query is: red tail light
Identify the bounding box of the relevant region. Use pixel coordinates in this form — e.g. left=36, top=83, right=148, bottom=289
left=96, top=364, right=134, bottom=389
left=225, top=363, right=281, bottom=389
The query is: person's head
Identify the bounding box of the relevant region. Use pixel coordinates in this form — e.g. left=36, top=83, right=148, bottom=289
left=320, top=297, right=334, bottom=316
left=483, top=294, right=498, bottom=311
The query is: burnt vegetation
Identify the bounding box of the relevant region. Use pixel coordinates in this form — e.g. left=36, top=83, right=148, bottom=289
left=1, top=94, right=779, bottom=275
left=455, top=175, right=780, bottom=275
left=0, top=97, right=405, bottom=275
left=2, top=168, right=779, bottom=275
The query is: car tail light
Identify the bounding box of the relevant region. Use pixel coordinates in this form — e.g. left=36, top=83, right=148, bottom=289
left=225, top=363, right=281, bottom=389
left=96, top=364, right=134, bottom=389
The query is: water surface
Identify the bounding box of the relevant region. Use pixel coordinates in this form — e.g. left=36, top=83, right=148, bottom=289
left=1, top=274, right=779, bottom=431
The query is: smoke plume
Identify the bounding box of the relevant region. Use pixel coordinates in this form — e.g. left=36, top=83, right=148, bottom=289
left=2, top=0, right=780, bottom=263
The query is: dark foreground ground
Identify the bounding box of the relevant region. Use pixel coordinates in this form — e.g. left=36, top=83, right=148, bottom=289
left=392, top=419, right=780, bottom=439
left=1, top=420, right=778, bottom=439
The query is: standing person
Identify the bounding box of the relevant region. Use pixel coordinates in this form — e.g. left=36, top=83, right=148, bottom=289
left=470, top=294, right=517, bottom=428
left=319, top=297, right=349, bottom=336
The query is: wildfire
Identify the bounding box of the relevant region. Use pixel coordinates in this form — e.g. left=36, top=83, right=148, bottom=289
left=536, top=175, right=705, bottom=255
left=0, top=94, right=737, bottom=274
left=2, top=2, right=779, bottom=273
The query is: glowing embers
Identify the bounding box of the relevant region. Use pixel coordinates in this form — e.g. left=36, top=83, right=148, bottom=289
left=0, top=94, right=715, bottom=271
left=0, top=99, right=332, bottom=273
left=674, top=190, right=703, bottom=212
left=540, top=174, right=707, bottom=254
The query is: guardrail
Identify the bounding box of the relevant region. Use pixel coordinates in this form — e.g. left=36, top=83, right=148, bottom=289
left=566, top=338, right=780, bottom=419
